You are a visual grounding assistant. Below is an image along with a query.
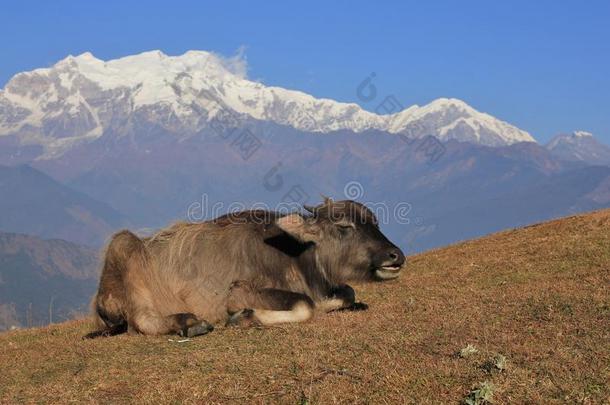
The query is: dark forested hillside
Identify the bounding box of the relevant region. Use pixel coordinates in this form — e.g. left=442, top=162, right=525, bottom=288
left=0, top=232, right=98, bottom=330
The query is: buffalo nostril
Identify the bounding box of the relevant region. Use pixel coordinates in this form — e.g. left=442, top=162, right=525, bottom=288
left=387, top=248, right=405, bottom=265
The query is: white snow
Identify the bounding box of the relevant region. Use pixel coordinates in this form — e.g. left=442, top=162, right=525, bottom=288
left=0, top=50, right=538, bottom=151
left=548, top=131, right=595, bottom=149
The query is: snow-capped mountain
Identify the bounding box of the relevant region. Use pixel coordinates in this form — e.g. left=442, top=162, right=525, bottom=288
left=546, top=131, right=610, bottom=166
left=0, top=50, right=535, bottom=158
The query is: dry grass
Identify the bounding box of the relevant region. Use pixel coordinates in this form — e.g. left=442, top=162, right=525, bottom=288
left=1, top=210, right=609, bottom=404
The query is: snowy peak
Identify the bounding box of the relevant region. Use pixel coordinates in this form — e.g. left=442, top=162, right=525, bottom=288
left=547, top=131, right=595, bottom=149
left=546, top=131, right=610, bottom=166
left=387, top=97, right=534, bottom=146
left=574, top=130, right=593, bottom=138
left=0, top=50, right=536, bottom=157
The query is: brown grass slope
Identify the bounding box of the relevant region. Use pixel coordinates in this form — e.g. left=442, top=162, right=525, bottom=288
left=1, top=210, right=609, bottom=404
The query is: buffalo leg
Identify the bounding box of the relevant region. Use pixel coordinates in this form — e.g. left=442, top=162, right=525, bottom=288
left=318, top=284, right=368, bottom=312
left=130, top=310, right=213, bottom=337
left=227, top=282, right=315, bottom=326
left=118, top=237, right=213, bottom=337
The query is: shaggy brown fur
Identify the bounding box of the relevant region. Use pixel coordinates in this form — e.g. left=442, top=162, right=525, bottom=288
left=85, top=199, right=405, bottom=338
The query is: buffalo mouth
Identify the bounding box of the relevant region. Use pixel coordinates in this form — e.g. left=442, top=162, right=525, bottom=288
left=374, top=265, right=402, bottom=280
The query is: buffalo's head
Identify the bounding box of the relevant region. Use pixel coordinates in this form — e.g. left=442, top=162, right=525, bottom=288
left=275, top=198, right=405, bottom=282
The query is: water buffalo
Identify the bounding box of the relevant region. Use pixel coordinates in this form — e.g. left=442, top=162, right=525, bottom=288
left=85, top=198, right=405, bottom=338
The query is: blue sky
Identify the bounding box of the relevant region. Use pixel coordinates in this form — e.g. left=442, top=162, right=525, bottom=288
left=1, top=0, right=609, bottom=143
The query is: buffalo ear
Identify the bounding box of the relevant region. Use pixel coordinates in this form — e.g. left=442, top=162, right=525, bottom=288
left=276, top=214, right=320, bottom=243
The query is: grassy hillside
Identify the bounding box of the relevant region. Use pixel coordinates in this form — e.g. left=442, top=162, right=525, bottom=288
left=1, top=210, right=608, bottom=404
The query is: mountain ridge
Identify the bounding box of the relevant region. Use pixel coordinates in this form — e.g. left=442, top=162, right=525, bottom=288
left=546, top=130, right=610, bottom=166
left=0, top=50, right=535, bottom=159
left=0, top=230, right=98, bottom=330
left=0, top=164, right=127, bottom=246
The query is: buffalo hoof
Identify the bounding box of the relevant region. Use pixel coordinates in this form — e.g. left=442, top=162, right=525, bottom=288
left=225, top=309, right=261, bottom=327
left=179, top=321, right=214, bottom=338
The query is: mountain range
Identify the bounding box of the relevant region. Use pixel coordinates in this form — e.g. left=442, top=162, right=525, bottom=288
left=0, top=50, right=607, bottom=249
left=0, top=50, right=534, bottom=163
